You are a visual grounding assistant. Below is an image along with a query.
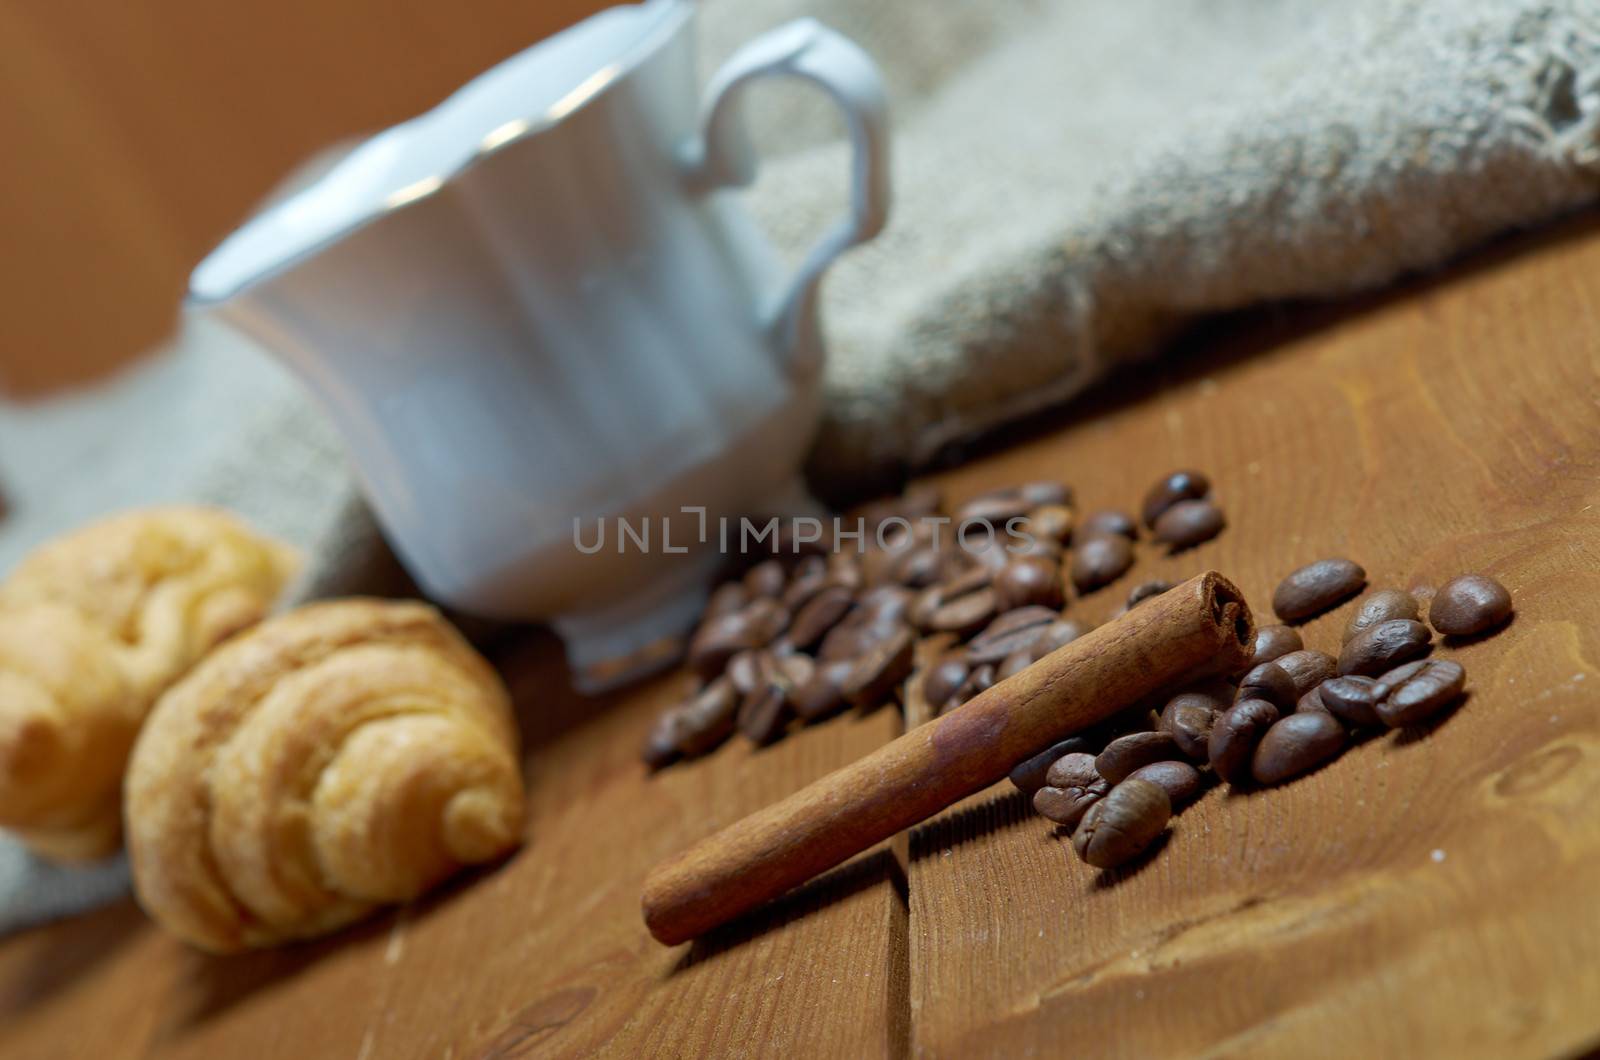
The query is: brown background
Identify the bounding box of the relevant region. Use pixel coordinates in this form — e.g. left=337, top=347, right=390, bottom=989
left=0, top=0, right=602, bottom=395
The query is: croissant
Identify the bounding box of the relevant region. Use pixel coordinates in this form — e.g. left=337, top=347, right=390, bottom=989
left=0, top=506, right=298, bottom=860
left=125, top=598, right=525, bottom=952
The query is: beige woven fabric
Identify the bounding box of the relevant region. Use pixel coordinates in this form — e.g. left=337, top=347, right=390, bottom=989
left=706, top=0, right=1600, bottom=485
left=3, top=0, right=1599, bottom=931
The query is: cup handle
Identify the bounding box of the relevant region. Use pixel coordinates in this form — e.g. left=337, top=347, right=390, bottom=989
left=679, top=19, right=890, bottom=378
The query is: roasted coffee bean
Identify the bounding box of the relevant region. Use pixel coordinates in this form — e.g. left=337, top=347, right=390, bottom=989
left=1008, top=737, right=1095, bottom=795
left=927, top=587, right=1000, bottom=636
left=1125, top=579, right=1175, bottom=610
left=841, top=625, right=915, bottom=708
left=997, top=648, right=1035, bottom=680
left=859, top=541, right=911, bottom=588
left=993, top=555, right=1065, bottom=611
left=967, top=606, right=1059, bottom=663
left=788, top=586, right=856, bottom=651
left=1160, top=702, right=1220, bottom=762
left=736, top=656, right=812, bottom=746
left=1072, top=778, right=1171, bottom=868
left=970, top=520, right=1062, bottom=571
left=859, top=584, right=914, bottom=624
left=820, top=589, right=911, bottom=661
left=737, top=683, right=791, bottom=745
left=826, top=552, right=865, bottom=592
left=1272, top=649, right=1338, bottom=697
left=942, top=545, right=985, bottom=586
left=1070, top=533, right=1134, bottom=592
left=1252, top=711, right=1346, bottom=785
left=816, top=622, right=876, bottom=663
left=949, top=663, right=996, bottom=709
left=1272, top=558, right=1366, bottom=622
left=1209, top=698, right=1281, bottom=784
left=909, top=566, right=991, bottom=630
left=1246, top=624, right=1304, bottom=668
left=1045, top=750, right=1102, bottom=790
left=1377, top=658, right=1465, bottom=727
left=1151, top=499, right=1225, bottom=551
left=780, top=570, right=828, bottom=613
left=687, top=601, right=785, bottom=680
left=641, top=708, right=689, bottom=769
left=893, top=546, right=949, bottom=589
left=996, top=617, right=1078, bottom=675
left=996, top=617, right=1087, bottom=679
left=1074, top=509, right=1138, bottom=545
left=674, top=677, right=740, bottom=756
left=705, top=581, right=748, bottom=621
left=1296, top=685, right=1331, bottom=714
left=957, top=490, right=1034, bottom=526
left=923, top=654, right=971, bottom=710
left=743, top=559, right=788, bottom=599
left=1029, top=617, right=1089, bottom=655
left=1126, top=760, right=1203, bottom=808
left=1002, top=531, right=1064, bottom=560
left=1318, top=674, right=1387, bottom=727
left=1374, top=659, right=1426, bottom=685
left=1026, top=504, right=1076, bottom=545
left=1095, top=731, right=1183, bottom=784
left=1034, top=783, right=1106, bottom=829
left=964, top=535, right=1015, bottom=573
left=1020, top=481, right=1073, bottom=507
left=832, top=616, right=907, bottom=663
left=793, top=554, right=827, bottom=578
left=1342, top=588, right=1420, bottom=645
left=1092, top=703, right=1162, bottom=744
left=747, top=597, right=790, bottom=638
left=791, top=659, right=853, bottom=722
left=1037, top=751, right=1109, bottom=820
left=1160, top=686, right=1229, bottom=760
left=1141, top=470, right=1211, bottom=528
left=778, top=653, right=814, bottom=686
left=1429, top=574, right=1512, bottom=636
left=1237, top=661, right=1298, bottom=709
left=1338, top=618, right=1431, bottom=677
left=726, top=649, right=769, bottom=695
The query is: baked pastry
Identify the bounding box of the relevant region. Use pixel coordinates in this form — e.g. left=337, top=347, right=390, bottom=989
left=0, top=605, right=137, bottom=859
left=125, top=599, right=525, bottom=952
left=0, top=507, right=298, bottom=860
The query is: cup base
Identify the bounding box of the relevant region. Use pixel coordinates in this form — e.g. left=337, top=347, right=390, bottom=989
left=551, top=551, right=722, bottom=694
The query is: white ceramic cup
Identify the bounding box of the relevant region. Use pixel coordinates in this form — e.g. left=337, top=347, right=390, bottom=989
left=189, top=1, right=890, bottom=689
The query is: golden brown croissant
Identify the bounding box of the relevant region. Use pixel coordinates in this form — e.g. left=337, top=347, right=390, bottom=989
left=0, top=506, right=298, bottom=860
left=125, top=598, right=525, bottom=952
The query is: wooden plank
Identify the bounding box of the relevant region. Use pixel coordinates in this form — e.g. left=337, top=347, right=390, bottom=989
left=7, top=214, right=1600, bottom=1060
left=0, top=630, right=908, bottom=1059
left=905, top=221, right=1600, bottom=1058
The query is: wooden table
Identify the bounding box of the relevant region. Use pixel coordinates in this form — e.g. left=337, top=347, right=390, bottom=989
left=4, top=217, right=1600, bottom=1059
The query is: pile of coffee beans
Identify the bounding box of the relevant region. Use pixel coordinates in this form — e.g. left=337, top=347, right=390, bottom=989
left=643, top=471, right=1227, bottom=768
left=641, top=467, right=1514, bottom=880
left=1017, top=564, right=1512, bottom=871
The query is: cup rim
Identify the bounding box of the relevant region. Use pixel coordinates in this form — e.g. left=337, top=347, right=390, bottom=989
left=188, top=0, right=692, bottom=307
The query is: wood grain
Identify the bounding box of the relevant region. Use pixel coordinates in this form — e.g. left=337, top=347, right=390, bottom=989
left=3, top=214, right=1600, bottom=1058
left=0, top=631, right=909, bottom=1059
left=905, top=219, right=1600, bottom=1059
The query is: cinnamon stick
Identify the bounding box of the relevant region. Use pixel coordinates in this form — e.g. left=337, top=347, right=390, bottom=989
left=642, top=570, right=1254, bottom=945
